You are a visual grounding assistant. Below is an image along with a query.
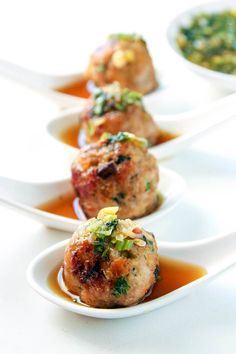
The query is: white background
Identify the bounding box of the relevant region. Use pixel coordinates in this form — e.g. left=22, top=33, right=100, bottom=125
left=0, top=0, right=236, bottom=353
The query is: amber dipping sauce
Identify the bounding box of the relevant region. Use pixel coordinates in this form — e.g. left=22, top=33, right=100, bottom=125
left=57, top=79, right=90, bottom=99
left=38, top=192, right=78, bottom=220
left=144, top=257, right=206, bottom=301
left=48, top=257, right=207, bottom=305
left=38, top=191, right=163, bottom=221
left=59, top=124, right=82, bottom=148
left=59, top=123, right=178, bottom=149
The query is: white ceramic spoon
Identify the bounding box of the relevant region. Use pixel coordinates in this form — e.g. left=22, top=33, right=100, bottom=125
left=0, top=59, right=85, bottom=107
left=47, top=91, right=236, bottom=160
left=27, top=229, right=236, bottom=319
left=0, top=59, right=166, bottom=106
left=0, top=166, right=185, bottom=232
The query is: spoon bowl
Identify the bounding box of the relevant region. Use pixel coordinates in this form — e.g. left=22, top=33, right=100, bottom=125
left=47, top=91, right=236, bottom=160
left=0, top=59, right=168, bottom=107
left=27, top=229, right=236, bottom=318
left=0, top=167, right=185, bottom=232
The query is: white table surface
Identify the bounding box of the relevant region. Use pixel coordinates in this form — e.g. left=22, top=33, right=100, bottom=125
left=0, top=1, right=236, bottom=353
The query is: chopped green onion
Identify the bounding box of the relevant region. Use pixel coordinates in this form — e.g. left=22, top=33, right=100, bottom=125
left=145, top=181, right=151, bottom=192
left=112, top=276, right=130, bottom=297
left=115, top=239, right=134, bottom=251
left=91, top=84, right=144, bottom=117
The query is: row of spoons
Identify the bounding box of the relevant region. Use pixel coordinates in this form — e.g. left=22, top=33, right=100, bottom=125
left=0, top=60, right=236, bottom=318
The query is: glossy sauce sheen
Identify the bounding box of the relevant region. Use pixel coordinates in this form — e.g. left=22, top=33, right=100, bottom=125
left=48, top=257, right=207, bottom=305
left=38, top=192, right=78, bottom=220
left=38, top=191, right=163, bottom=220
left=57, top=79, right=90, bottom=98
left=59, top=124, right=178, bottom=149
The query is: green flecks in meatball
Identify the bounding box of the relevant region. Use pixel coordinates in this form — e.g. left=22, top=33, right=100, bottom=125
left=154, top=265, right=161, bottom=281
left=115, top=155, right=131, bottom=164
left=112, top=276, right=130, bottom=297
left=142, top=235, right=154, bottom=252
left=92, top=83, right=144, bottom=117
left=112, top=192, right=126, bottom=204
left=93, top=236, right=109, bottom=260
left=145, top=181, right=151, bottom=192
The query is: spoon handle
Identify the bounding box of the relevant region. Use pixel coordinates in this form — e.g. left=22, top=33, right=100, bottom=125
left=194, top=92, right=236, bottom=125
left=0, top=59, right=84, bottom=107
left=198, top=230, right=236, bottom=269
left=161, top=229, right=236, bottom=271
left=157, top=91, right=236, bottom=126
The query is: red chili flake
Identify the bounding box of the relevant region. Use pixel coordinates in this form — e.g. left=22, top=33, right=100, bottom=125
left=132, top=227, right=142, bottom=234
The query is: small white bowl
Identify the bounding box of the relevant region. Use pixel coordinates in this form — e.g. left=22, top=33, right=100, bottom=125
left=167, top=0, right=236, bottom=91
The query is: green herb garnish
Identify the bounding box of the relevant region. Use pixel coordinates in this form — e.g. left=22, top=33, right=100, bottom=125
left=94, top=236, right=109, bottom=260
left=92, top=218, right=118, bottom=260
left=86, top=207, right=146, bottom=260
left=102, top=132, right=148, bottom=148
left=177, top=10, right=236, bottom=74
left=112, top=277, right=130, bottom=297
left=115, top=239, right=134, bottom=251
left=115, top=155, right=131, bottom=164
left=145, top=181, right=151, bottom=192
left=142, top=235, right=154, bottom=252
left=92, top=84, right=143, bottom=117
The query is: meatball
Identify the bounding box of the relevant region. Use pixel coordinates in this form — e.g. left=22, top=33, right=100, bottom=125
left=86, top=33, right=158, bottom=94
left=71, top=132, right=159, bottom=219
left=80, top=83, right=159, bottom=145
left=63, top=207, right=159, bottom=308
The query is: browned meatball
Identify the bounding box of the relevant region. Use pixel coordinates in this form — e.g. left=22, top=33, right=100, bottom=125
left=71, top=132, right=159, bottom=219
left=63, top=207, right=159, bottom=308
left=86, top=33, right=158, bottom=94
left=80, top=83, right=159, bottom=145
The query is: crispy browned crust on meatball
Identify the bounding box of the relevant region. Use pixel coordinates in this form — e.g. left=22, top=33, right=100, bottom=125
left=86, top=38, right=158, bottom=94
left=71, top=138, right=159, bottom=219
left=63, top=223, right=159, bottom=308
left=80, top=99, right=159, bottom=145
